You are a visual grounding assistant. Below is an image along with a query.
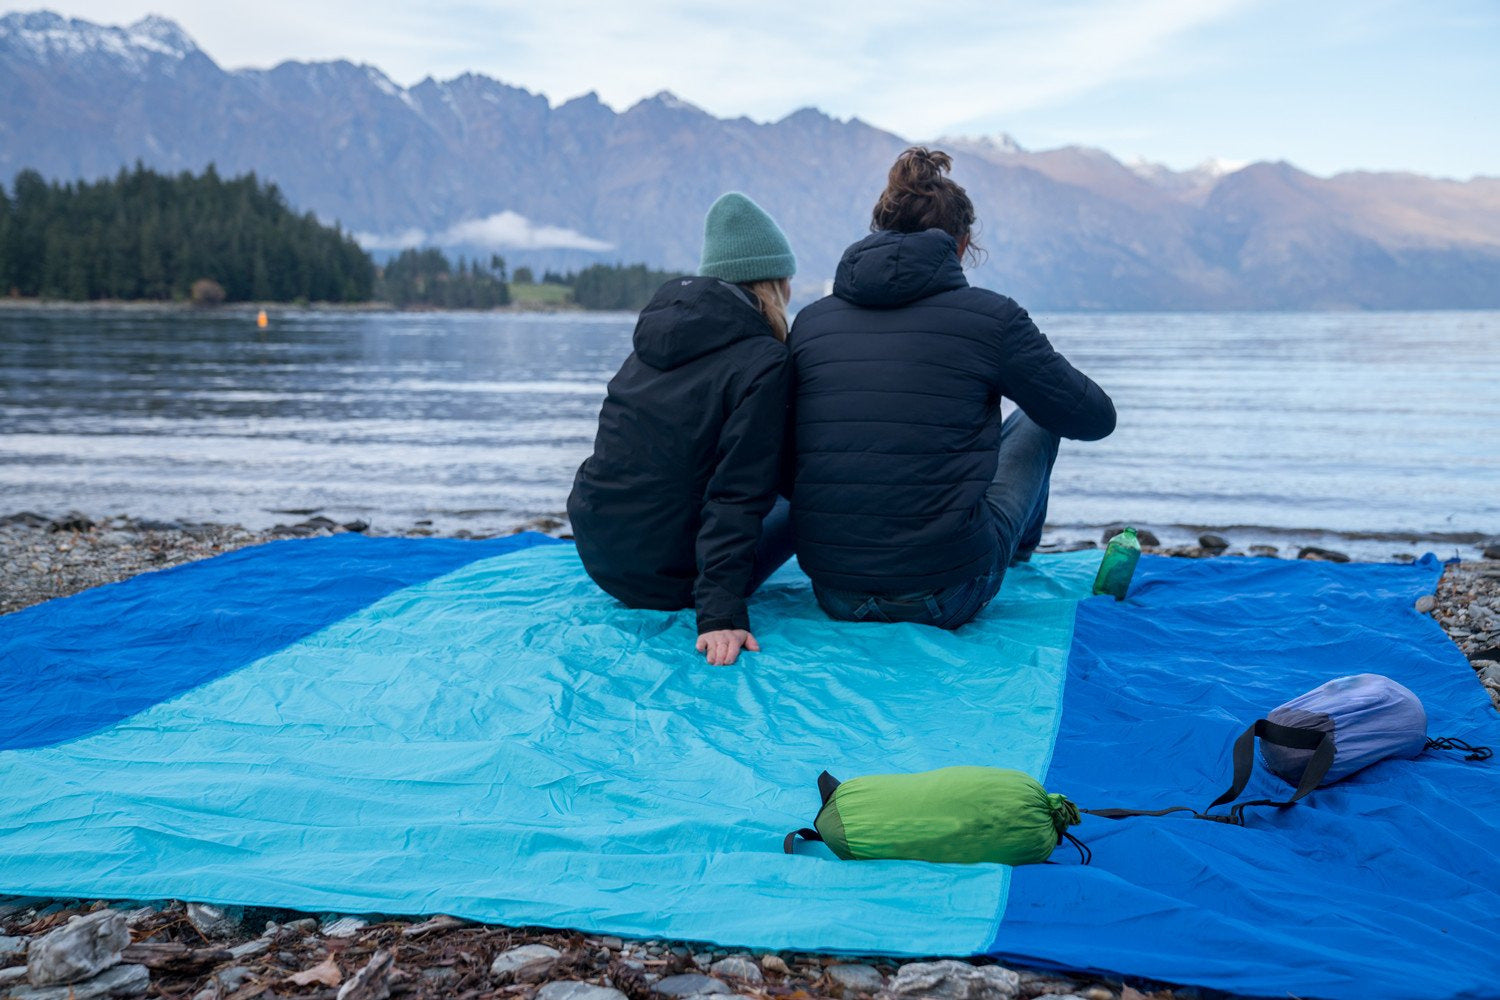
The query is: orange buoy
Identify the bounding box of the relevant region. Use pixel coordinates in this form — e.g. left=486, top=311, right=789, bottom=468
left=256, top=309, right=268, bottom=328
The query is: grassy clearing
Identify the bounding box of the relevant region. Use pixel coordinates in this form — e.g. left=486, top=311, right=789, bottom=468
left=508, top=282, right=573, bottom=306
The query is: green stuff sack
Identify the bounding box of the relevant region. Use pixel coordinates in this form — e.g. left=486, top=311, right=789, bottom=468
left=783, top=766, right=1083, bottom=866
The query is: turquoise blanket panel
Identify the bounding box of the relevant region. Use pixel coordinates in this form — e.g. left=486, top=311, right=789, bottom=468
left=0, top=541, right=1095, bottom=956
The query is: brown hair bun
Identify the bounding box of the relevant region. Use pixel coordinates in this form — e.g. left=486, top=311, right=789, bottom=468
left=871, top=146, right=979, bottom=263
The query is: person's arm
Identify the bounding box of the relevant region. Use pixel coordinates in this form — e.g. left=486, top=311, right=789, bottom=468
left=996, top=305, right=1116, bottom=441
left=693, top=350, right=789, bottom=664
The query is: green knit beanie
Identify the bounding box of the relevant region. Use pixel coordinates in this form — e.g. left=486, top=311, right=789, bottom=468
left=699, top=192, right=796, bottom=284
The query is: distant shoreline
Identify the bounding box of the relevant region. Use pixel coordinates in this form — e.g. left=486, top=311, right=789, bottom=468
left=9, top=296, right=1500, bottom=317
left=0, top=296, right=586, bottom=314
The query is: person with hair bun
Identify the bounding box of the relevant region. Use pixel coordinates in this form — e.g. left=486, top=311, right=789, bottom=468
left=787, top=147, right=1116, bottom=629
left=568, top=192, right=797, bottom=665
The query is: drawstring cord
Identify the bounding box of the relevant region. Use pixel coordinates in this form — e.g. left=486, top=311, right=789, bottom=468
left=1425, top=736, right=1493, bottom=761
left=1061, top=829, right=1092, bottom=865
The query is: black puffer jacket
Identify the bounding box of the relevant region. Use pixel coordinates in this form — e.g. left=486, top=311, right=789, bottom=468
left=788, top=229, right=1115, bottom=594
left=568, top=276, right=788, bottom=633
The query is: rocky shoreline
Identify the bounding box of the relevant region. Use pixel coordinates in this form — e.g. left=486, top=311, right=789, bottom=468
left=2, top=511, right=1497, bottom=1000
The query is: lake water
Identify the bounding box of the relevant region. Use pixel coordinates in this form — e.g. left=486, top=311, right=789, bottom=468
left=1, top=306, right=1496, bottom=558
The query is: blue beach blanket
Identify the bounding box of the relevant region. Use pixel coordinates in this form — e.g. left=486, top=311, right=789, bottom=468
left=0, top=535, right=1494, bottom=1000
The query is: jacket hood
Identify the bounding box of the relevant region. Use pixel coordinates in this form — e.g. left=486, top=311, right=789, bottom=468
left=633, top=276, right=772, bottom=370
left=833, top=229, right=968, bottom=308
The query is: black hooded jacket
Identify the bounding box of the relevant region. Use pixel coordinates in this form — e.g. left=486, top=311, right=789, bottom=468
left=568, top=276, right=789, bottom=634
left=788, top=229, right=1115, bottom=595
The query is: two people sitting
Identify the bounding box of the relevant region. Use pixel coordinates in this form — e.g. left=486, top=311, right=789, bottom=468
left=567, top=147, right=1116, bottom=666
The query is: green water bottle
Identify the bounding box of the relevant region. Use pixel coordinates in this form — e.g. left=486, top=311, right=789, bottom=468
left=1092, top=527, right=1141, bottom=600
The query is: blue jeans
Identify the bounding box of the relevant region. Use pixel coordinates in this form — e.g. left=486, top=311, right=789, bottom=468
left=749, top=497, right=795, bottom=593
left=813, top=410, right=1060, bottom=630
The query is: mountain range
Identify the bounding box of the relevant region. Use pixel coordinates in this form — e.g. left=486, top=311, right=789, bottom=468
left=4, top=10, right=1499, bottom=309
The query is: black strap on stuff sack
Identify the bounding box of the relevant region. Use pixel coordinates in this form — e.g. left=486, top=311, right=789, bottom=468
left=1084, top=719, right=1337, bottom=826
left=783, top=771, right=841, bottom=854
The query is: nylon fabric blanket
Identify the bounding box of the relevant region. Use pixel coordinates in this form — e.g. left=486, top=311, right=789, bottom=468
left=0, top=535, right=1494, bottom=1000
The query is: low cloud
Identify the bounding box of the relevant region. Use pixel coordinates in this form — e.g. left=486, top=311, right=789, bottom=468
left=353, top=226, right=428, bottom=250
left=356, top=212, right=613, bottom=252
left=440, top=211, right=613, bottom=251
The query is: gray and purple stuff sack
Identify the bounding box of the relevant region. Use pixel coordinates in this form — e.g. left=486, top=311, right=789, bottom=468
left=1088, top=673, right=1491, bottom=827
left=1261, top=674, right=1435, bottom=786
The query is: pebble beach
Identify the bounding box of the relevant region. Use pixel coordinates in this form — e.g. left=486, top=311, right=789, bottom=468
left=2, top=511, right=1497, bottom=1000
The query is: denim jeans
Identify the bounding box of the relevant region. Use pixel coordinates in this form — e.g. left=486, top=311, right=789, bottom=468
left=749, top=497, right=795, bottom=593
left=813, top=410, right=1060, bottom=630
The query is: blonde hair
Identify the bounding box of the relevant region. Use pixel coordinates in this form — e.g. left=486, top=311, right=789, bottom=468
left=741, top=278, right=790, bottom=342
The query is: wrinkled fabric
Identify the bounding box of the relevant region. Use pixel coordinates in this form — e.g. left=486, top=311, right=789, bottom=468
left=0, top=533, right=552, bottom=750
left=0, top=541, right=1494, bottom=1000
left=0, top=537, right=1087, bottom=956
left=997, top=554, right=1499, bottom=1000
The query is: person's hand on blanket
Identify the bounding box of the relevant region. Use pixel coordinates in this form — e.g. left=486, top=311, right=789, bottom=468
left=697, top=629, right=760, bottom=666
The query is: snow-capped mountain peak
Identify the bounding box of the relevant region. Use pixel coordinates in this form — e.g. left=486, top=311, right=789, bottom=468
left=0, top=9, right=200, bottom=68
left=935, top=133, right=1026, bottom=159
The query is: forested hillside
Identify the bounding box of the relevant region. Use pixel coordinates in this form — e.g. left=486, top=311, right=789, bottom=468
left=0, top=165, right=374, bottom=302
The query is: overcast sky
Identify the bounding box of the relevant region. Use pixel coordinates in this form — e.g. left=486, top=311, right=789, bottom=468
left=36, top=0, right=1500, bottom=178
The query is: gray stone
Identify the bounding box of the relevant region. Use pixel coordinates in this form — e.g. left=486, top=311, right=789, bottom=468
left=1481, top=539, right=1500, bottom=560
left=10, top=964, right=149, bottom=1000
left=489, top=944, right=561, bottom=983
left=321, top=916, right=368, bottom=938
left=598, top=936, right=624, bottom=951
left=1100, top=526, right=1159, bottom=547
left=1014, top=971, right=1083, bottom=996
left=887, top=960, right=1020, bottom=1000
left=1297, top=545, right=1351, bottom=563
left=185, top=903, right=244, bottom=940
left=1198, top=533, right=1230, bottom=550
left=214, top=967, right=252, bottom=991
left=27, top=910, right=132, bottom=986
left=0, top=899, right=44, bottom=922
left=1478, top=662, right=1500, bottom=688
left=123, top=905, right=168, bottom=929
left=536, top=983, right=629, bottom=1000
left=692, top=952, right=714, bottom=970
left=1032, top=995, right=1088, bottom=1000
left=283, top=917, right=319, bottom=934
left=827, top=963, right=884, bottom=995
left=47, top=512, right=94, bottom=533
left=652, top=972, right=731, bottom=996
left=1415, top=594, right=1437, bottom=613
left=0, top=967, right=30, bottom=986
left=420, top=967, right=459, bottom=984
left=0, top=935, right=29, bottom=962
left=760, top=955, right=790, bottom=975
left=708, top=957, right=762, bottom=984
left=95, top=531, right=138, bottom=546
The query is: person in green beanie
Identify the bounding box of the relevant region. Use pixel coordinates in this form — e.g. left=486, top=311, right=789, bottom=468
left=568, top=192, right=797, bottom=666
